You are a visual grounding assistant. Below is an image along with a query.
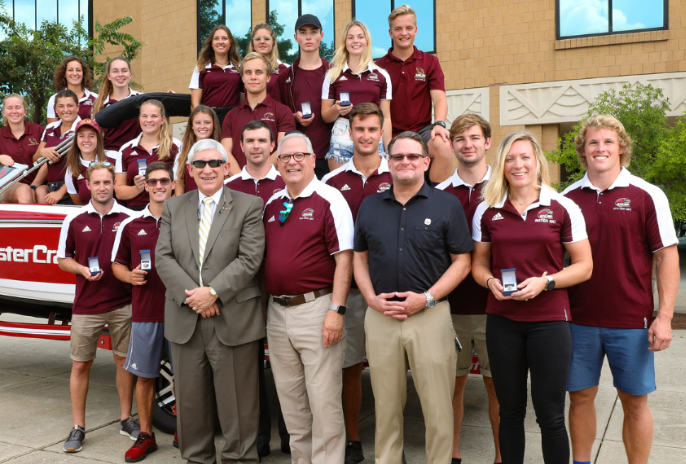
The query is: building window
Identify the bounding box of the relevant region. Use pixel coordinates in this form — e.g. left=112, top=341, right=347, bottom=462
left=3, top=0, right=91, bottom=35
left=266, top=0, right=335, bottom=63
left=197, top=0, right=252, bottom=54
left=557, top=0, right=667, bottom=39
left=353, top=0, right=435, bottom=59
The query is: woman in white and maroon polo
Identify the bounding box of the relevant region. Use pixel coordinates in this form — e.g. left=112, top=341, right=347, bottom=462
left=46, top=56, right=97, bottom=124
left=174, top=105, right=221, bottom=196
left=64, top=119, right=114, bottom=205
left=92, top=57, right=143, bottom=159
left=189, top=25, right=243, bottom=124
left=248, top=23, right=289, bottom=96
left=115, top=100, right=181, bottom=211
left=471, top=131, right=593, bottom=464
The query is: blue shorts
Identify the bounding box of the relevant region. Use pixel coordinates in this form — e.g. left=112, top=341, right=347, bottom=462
left=124, top=322, right=170, bottom=378
left=567, top=323, right=655, bottom=396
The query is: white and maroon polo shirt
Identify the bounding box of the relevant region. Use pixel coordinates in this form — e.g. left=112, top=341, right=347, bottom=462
left=41, top=117, right=81, bottom=183
left=322, top=62, right=392, bottom=115
left=116, top=133, right=181, bottom=207
left=47, top=89, right=98, bottom=120
left=376, top=46, right=445, bottom=136
left=563, top=168, right=678, bottom=329
left=224, top=164, right=285, bottom=205
left=321, top=156, right=393, bottom=221
left=437, top=167, right=491, bottom=315
left=189, top=62, right=243, bottom=108
left=472, top=186, right=588, bottom=322
left=65, top=153, right=118, bottom=204
left=100, top=89, right=143, bottom=152
left=0, top=122, right=44, bottom=185
left=112, top=205, right=166, bottom=322
left=263, top=177, right=354, bottom=296
left=57, top=200, right=133, bottom=315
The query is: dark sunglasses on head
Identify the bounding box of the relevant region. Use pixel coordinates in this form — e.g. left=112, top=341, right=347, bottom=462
left=89, top=161, right=112, bottom=167
left=191, top=159, right=224, bottom=168
left=388, top=153, right=426, bottom=162
left=145, top=177, right=171, bottom=186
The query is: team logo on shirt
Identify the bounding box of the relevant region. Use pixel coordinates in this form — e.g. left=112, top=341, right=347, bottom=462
left=339, top=76, right=348, bottom=81
left=535, top=208, right=555, bottom=223
left=341, top=184, right=351, bottom=191
left=286, top=77, right=292, bottom=83
left=300, top=208, right=315, bottom=220
left=82, top=226, right=92, bottom=232
left=414, top=68, right=426, bottom=81
left=28, top=138, right=39, bottom=146
left=137, top=229, right=147, bottom=236
left=83, top=100, right=93, bottom=106
left=268, top=215, right=276, bottom=222
left=377, top=182, right=391, bottom=192
left=492, top=212, right=504, bottom=221
left=614, top=198, right=632, bottom=211
left=367, top=73, right=379, bottom=81
left=113, top=222, right=122, bottom=232
left=77, top=174, right=84, bottom=180
left=261, top=112, right=276, bottom=122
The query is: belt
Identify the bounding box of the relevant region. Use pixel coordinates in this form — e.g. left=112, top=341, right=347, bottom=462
left=273, top=286, right=333, bottom=307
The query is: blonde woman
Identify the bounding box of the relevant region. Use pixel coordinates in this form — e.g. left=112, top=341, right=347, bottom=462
left=115, top=100, right=182, bottom=210
left=321, top=20, right=392, bottom=170
left=175, top=105, right=221, bottom=195
left=471, top=131, right=593, bottom=464
left=248, top=23, right=289, bottom=95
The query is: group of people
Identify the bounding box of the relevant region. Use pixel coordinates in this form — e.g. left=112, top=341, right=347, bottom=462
left=0, top=4, right=679, bottom=464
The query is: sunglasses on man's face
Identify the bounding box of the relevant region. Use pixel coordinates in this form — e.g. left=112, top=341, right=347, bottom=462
left=191, top=159, right=224, bottom=169
left=388, top=153, right=426, bottom=162
left=145, top=177, right=171, bottom=186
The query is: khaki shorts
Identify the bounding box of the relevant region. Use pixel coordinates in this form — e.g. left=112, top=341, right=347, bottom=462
left=70, top=304, right=132, bottom=361
left=451, top=314, right=491, bottom=377
left=344, top=288, right=367, bottom=368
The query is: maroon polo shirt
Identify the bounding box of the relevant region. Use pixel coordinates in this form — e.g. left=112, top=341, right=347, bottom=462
left=437, top=168, right=491, bottom=315
left=225, top=165, right=285, bottom=205
left=472, top=187, right=588, bottom=322
left=57, top=200, right=133, bottom=315
left=221, top=95, right=296, bottom=168
left=65, top=153, right=118, bottom=204
left=47, top=89, right=97, bottom=120
left=563, top=169, right=678, bottom=329
left=0, top=122, right=44, bottom=184
left=41, top=118, right=81, bottom=183
left=263, top=178, right=354, bottom=296
left=100, top=90, right=144, bottom=151
left=322, top=63, right=392, bottom=116
left=116, top=134, right=181, bottom=207
left=267, top=62, right=290, bottom=97
left=112, top=206, right=166, bottom=322
left=376, top=46, right=445, bottom=136
left=273, top=58, right=333, bottom=159
left=189, top=63, right=243, bottom=108
left=182, top=164, right=198, bottom=193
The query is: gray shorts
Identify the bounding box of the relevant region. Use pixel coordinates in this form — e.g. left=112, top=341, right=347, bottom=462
left=123, top=322, right=169, bottom=378
left=344, top=288, right=367, bottom=368
left=417, top=123, right=435, bottom=143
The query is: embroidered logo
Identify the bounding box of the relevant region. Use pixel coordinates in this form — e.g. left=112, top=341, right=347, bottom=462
left=414, top=67, right=426, bottom=81
left=131, top=363, right=137, bottom=370
left=273, top=189, right=282, bottom=194
left=535, top=208, right=555, bottom=223
left=268, top=215, right=276, bottom=222
left=82, top=225, right=92, bottom=232
left=492, top=212, right=504, bottom=221
left=341, top=184, right=351, bottom=191
left=112, top=222, right=121, bottom=232
left=137, top=229, right=147, bottom=236
left=300, top=208, right=314, bottom=220
left=83, top=100, right=93, bottom=106
left=367, top=73, right=379, bottom=81
left=286, top=77, right=292, bottom=83
left=614, top=198, right=632, bottom=211
left=377, top=182, right=391, bottom=192
left=339, top=76, right=348, bottom=81
left=261, top=112, right=276, bottom=122
left=424, top=218, right=432, bottom=225
left=28, top=138, right=39, bottom=146
left=77, top=174, right=84, bottom=180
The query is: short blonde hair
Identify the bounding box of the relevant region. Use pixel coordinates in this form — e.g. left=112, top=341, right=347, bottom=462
left=481, top=131, right=550, bottom=206
left=240, top=52, right=273, bottom=77
left=450, top=114, right=491, bottom=140
left=388, top=4, right=417, bottom=28
left=575, top=114, right=632, bottom=169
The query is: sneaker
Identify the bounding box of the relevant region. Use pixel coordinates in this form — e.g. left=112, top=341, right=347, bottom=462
left=63, top=426, right=85, bottom=453
left=345, top=441, right=365, bottom=464
left=120, top=417, right=141, bottom=440
left=125, top=432, right=158, bottom=462
left=257, top=440, right=271, bottom=460
left=281, top=438, right=291, bottom=454
left=173, top=431, right=179, bottom=449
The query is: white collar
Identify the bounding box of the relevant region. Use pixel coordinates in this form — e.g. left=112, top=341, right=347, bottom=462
left=274, top=176, right=319, bottom=201
left=449, top=165, right=491, bottom=188
left=240, top=164, right=280, bottom=181
left=494, top=185, right=554, bottom=209
left=85, top=199, right=126, bottom=216
left=207, top=62, right=234, bottom=70
left=47, top=116, right=82, bottom=135
left=342, top=155, right=390, bottom=176
left=342, top=61, right=380, bottom=75
left=128, top=132, right=160, bottom=153
left=579, top=167, right=631, bottom=191
left=198, top=187, right=224, bottom=207
left=102, top=88, right=140, bottom=106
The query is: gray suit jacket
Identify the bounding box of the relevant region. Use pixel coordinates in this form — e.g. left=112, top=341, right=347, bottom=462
left=156, top=186, right=266, bottom=346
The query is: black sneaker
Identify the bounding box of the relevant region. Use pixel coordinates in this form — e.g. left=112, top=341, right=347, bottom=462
left=63, top=426, right=85, bottom=453
left=345, top=440, right=364, bottom=464
left=120, top=417, right=141, bottom=440
left=257, top=440, right=270, bottom=460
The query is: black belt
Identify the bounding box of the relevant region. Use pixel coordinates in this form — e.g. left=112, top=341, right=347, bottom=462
left=273, top=287, right=333, bottom=307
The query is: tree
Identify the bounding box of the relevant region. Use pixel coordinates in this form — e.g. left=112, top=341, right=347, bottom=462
left=268, top=10, right=298, bottom=64
left=197, top=0, right=222, bottom=46
left=649, top=117, right=686, bottom=223
left=0, top=3, right=142, bottom=125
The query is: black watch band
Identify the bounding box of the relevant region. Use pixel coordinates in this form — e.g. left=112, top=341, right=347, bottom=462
left=434, top=120, right=447, bottom=129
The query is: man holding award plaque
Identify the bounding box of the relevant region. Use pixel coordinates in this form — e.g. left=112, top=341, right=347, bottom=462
left=112, top=161, right=176, bottom=462
left=56, top=162, right=138, bottom=453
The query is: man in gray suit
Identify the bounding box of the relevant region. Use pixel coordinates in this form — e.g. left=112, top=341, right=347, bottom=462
left=156, top=139, right=266, bottom=464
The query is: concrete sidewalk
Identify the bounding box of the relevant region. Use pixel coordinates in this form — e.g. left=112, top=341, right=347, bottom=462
left=0, top=313, right=684, bottom=463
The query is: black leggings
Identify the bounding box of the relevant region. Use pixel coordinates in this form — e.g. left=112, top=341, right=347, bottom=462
left=486, top=314, right=572, bottom=464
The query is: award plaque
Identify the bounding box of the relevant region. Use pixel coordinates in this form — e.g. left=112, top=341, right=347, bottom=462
left=137, top=158, right=147, bottom=176
left=340, top=91, right=352, bottom=107
left=140, top=249, right=152, bottom=272
left=301, top=101, right=313, bottom=119
left=88, top=257, right=101, bottom=276
left=501, top=268, right=518, bottom=296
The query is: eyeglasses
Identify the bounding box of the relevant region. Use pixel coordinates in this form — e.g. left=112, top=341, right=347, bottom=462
left=388, top=153, right=426, bottom=162
left=145, top=177, right=171, bottom=186
left=277, top=152, right=311, bottom=163
left=191, top=159, right=224, bottom=168
left=89, top=161, right=112, bottom=167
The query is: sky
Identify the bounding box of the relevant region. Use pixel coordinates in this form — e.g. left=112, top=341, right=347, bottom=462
left=559, top=0, right=665, bottom=37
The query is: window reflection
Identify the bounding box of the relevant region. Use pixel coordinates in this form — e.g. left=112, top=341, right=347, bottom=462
left=612, top=0, right=665, bottom=32
left=37, top=0, right=57, bottom=25
left=267, top=0, right=335, bottom=63
left=558, top=0, right=666, bottom=38
left=14, top=0, right=36, bottom=30
left=196, top=0, right=252, bottom=55
left=6, top=0, right=89, bottom=33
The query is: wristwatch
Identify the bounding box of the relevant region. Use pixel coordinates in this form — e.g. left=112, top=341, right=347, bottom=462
left=545, top=276, right=555, bottom=291
left=434, top=120, right=447, bottom=129
left=329, top=304, right=347, bottom=315
left=423, top=291, right=436, bottom=308
left=208, top=286, right=219, bottom=299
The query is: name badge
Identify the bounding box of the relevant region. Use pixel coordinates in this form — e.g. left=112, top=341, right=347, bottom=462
left=501, top=268, right=518, bottom=296
left=137, top=159, right=147, bottom=177
left=339, top=91, right=352, bottom=107
left=140, top=249, right=152, bottom=272
left=88, top=257, right=101, bottom=276
left=301, top=101, right=312, bottom=119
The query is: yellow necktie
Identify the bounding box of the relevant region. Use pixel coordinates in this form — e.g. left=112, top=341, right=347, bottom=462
left=198, top=196, right=213, bottom=285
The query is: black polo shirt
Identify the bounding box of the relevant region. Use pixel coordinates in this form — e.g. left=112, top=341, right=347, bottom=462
left=354, top=182, right=473, bottom=295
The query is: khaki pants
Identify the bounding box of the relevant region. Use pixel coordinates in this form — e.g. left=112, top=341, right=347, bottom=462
left=267, top=294, right=346, bottom=464
left=365, top=300, right=457, bottom=464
